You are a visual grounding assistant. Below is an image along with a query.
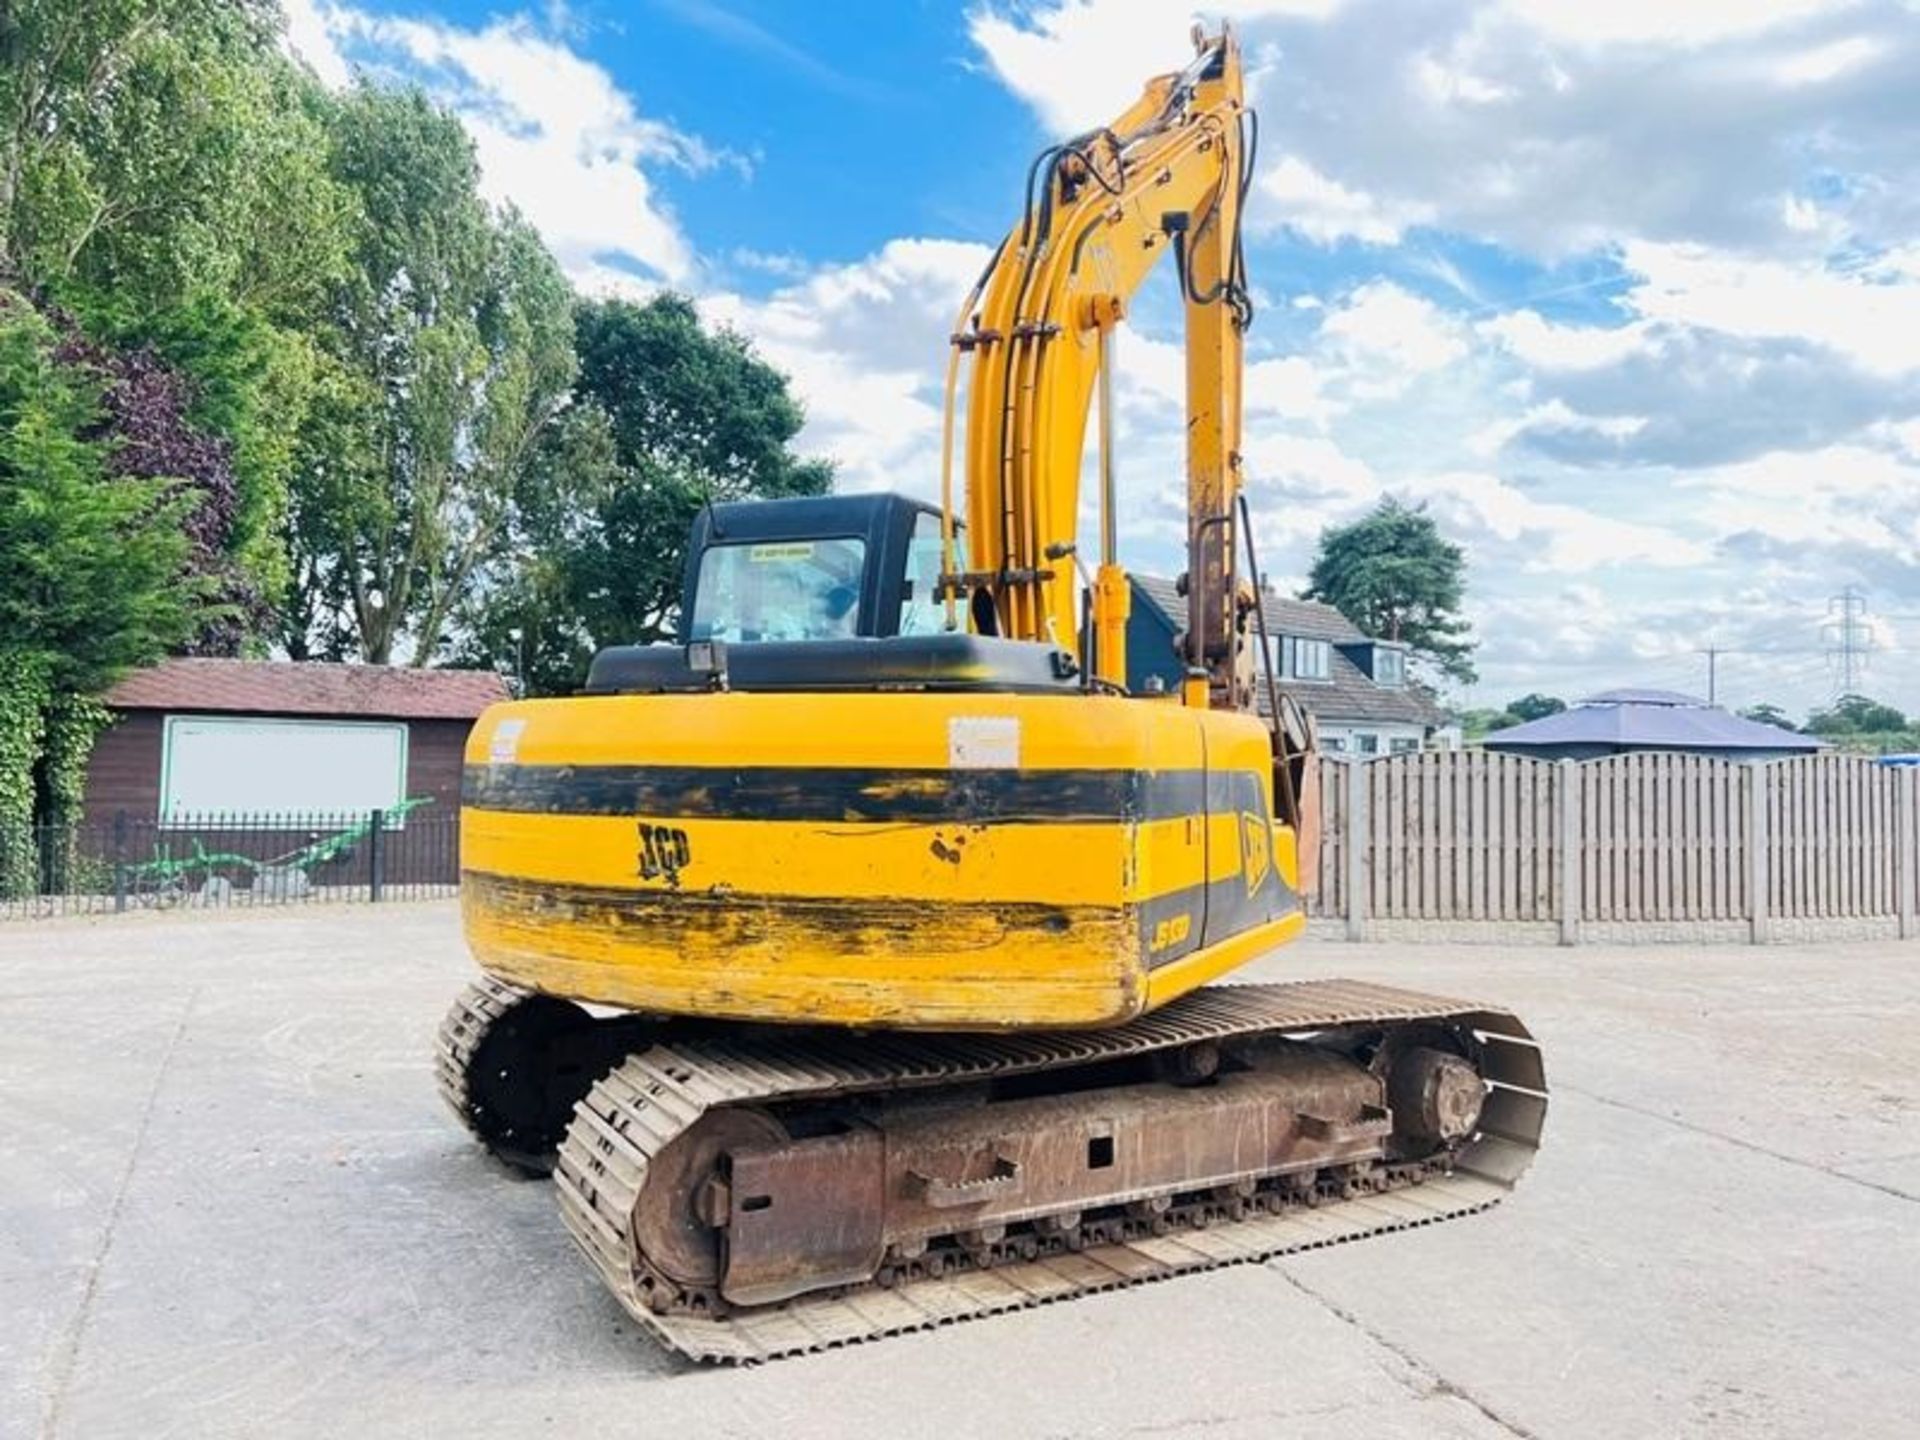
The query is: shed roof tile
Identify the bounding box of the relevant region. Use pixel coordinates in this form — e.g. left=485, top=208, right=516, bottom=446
left=104, top=659, right=510, bottom=720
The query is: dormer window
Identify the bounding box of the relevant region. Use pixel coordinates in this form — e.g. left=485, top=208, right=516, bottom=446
left=1375, top=647, right=1404, bottom=688
left=1286, top=637, right=1331, bottom=682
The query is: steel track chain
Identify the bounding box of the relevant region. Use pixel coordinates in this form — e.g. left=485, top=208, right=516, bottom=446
left=549, top=978, right=1548, bottom=1364
left=434, top=975, right=533, bottom=1143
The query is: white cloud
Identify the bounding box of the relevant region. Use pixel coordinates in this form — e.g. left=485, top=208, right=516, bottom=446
left=1247, top=353, right=1335, bottom=426
left=1774, top=34, right=1887, bottom=85
left=1114, top=330, right=1335, bottom=429
left=952, top=3, right=1920, bottom=713
left=1620, top=242, right=1920, bottom=377
left=1877, top=418, right=1920, bottom=460
left=1412, top=52, right=1513, bottom=106
left=1467, top=400, right=1646, bottom=458
left=1498, top=0, right=1851, bottom=48
left=965, top=2, right=1188, bottom=135
left=284, top=3, right=720, bottom=285
left=1476, top=311, right=1651, bottom=371
left=1680, top=445, right=1920, bottom=561
left=1779, top=191, right=1836, bottom=237
left=1240, top=434, right=1382, bottom=548
left=1248, top=432, right=1377, bottom=501
left=281, top=0, right=352, bottom=87
left=703, top=239, right=995, bottom=494
left=292, top=0, right=1920, bottom=719
left=1256, top=156, right=1432, bottom=246
left=729, top=248, right=812, bottom=280
left=970, top=0, right=1920, bottom=259
left=1400, top=470, right=1705, bottom=571
left=1317, top=281, right=1468, bottom=397
left=966, top=0, right=1348, bottom=135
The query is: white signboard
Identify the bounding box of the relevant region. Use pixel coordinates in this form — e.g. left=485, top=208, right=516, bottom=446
left=948, top=716, right=1021, bottom=769
left=160, top=716, right=409, bottom=826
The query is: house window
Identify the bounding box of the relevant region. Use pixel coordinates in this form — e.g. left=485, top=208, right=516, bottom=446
left=1390, top=736, right=1420, bottom=754
left=1322, top=735, right=1347, bottom=753
left=1356, top=733, right=1379, bottom=755
left=1375, top=648, right=1405, bottom=687
left=1290, top=638, right=1331, bottom=681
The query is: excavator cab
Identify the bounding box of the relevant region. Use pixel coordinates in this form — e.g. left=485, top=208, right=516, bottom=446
left=583, top=491, right=1084, bottom=697
left=679, top=493, right=954, bottom=644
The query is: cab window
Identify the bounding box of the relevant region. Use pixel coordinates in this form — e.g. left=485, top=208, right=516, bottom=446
left=690, top=538, right=865, bottom=642
left=899, top=511, right=953, bottom=636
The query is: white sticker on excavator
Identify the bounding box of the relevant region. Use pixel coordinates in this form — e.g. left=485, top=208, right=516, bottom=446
left=949, top=716, right=1020, bottom=769
left=488, top=718, right=526, bottom=764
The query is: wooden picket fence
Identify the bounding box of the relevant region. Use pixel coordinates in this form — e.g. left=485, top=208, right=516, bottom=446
left=1310, top=750, right=1919, bottom=942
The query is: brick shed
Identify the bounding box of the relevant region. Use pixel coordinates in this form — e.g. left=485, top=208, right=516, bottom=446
left=85, top=659, right=509, bottom=828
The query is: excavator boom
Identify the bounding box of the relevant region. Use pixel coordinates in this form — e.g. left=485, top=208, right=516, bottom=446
left=946, top=32, right=1251, bottom=701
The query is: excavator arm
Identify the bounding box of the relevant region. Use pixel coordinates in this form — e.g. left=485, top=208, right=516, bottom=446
left=940, top=27, right=1254, bottom=703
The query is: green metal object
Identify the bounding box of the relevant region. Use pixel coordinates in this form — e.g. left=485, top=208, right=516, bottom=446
left=121, top=798, right=433, bottom=890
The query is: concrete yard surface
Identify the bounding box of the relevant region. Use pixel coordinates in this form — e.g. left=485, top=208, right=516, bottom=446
left=3, top=904, right=1917, bottom=1439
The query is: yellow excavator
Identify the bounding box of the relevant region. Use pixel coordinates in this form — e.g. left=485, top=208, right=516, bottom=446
left=439, top=26, right=1544, bottom=1363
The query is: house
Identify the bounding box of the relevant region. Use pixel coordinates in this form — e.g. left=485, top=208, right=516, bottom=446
left=1127, top=576, right=1449, bottom=755
left=1482, top=688, right=1825, bottom=762
left=84, top=658, right=509, bottom=827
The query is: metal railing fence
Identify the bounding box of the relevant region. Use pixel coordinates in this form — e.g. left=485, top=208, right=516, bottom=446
left=0, top=806, right=460, bottom=919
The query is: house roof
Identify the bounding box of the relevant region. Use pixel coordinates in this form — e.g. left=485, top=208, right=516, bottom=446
left=1133, top=575, right=1442, bottom=730
left=1312, top=649, right=1444, bottom=727
left=104, top=658, right=510, bottom=720
left=1486, top=693, right=1824, bottom=753
left=1582, top=687, right=1701, bottom=706
left=1134, top=575, right=1366, bottom=645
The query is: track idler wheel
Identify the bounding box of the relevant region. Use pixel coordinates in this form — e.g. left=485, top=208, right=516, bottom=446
left=442, top=983, right=600, bottom=1175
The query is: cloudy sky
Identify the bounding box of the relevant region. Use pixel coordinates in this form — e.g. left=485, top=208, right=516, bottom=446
left=284, top=0, right=1920, bottom=717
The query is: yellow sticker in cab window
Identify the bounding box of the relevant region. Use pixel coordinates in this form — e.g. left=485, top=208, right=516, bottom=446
left=748, top=542, right=815, bottom=562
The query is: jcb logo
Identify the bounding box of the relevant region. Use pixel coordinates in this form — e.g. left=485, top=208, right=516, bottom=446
left=638, top=823, right=691, bottom=883
left=1149, top=913, right=1192, bottom=953
left=1240, top=812, right=1271, bottom=897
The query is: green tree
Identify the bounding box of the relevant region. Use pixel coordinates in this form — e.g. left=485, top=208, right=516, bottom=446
left=2, top=4, right=353, bottom=629
left=1739, top=702, right=1798, bottom=732
left=0, top=291, right=201, bottom=877
left=569, top=295, right=832, bottom=643
left=455, top=399, right=619, bottom=694
left=461, top=294, right=832, bottom=691
left=9, top=5, right=342, bottom=315
left=284, top=88, right=577, bottom=664
left=1506, top=693, right=1565, bottom=723
left=0, top=293, right=199, bottom=691
left=1303, top=497, right=1477, bottom=685
left=1806, top=694, right=1906, bottom=736
left=1456, top=707, right=1513, bottom=741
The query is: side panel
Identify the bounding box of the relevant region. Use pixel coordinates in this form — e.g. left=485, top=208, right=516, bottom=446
left=1138, top=709, right=1306, bottom=1011
left=1200, top=713, right=1298, bottom=950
